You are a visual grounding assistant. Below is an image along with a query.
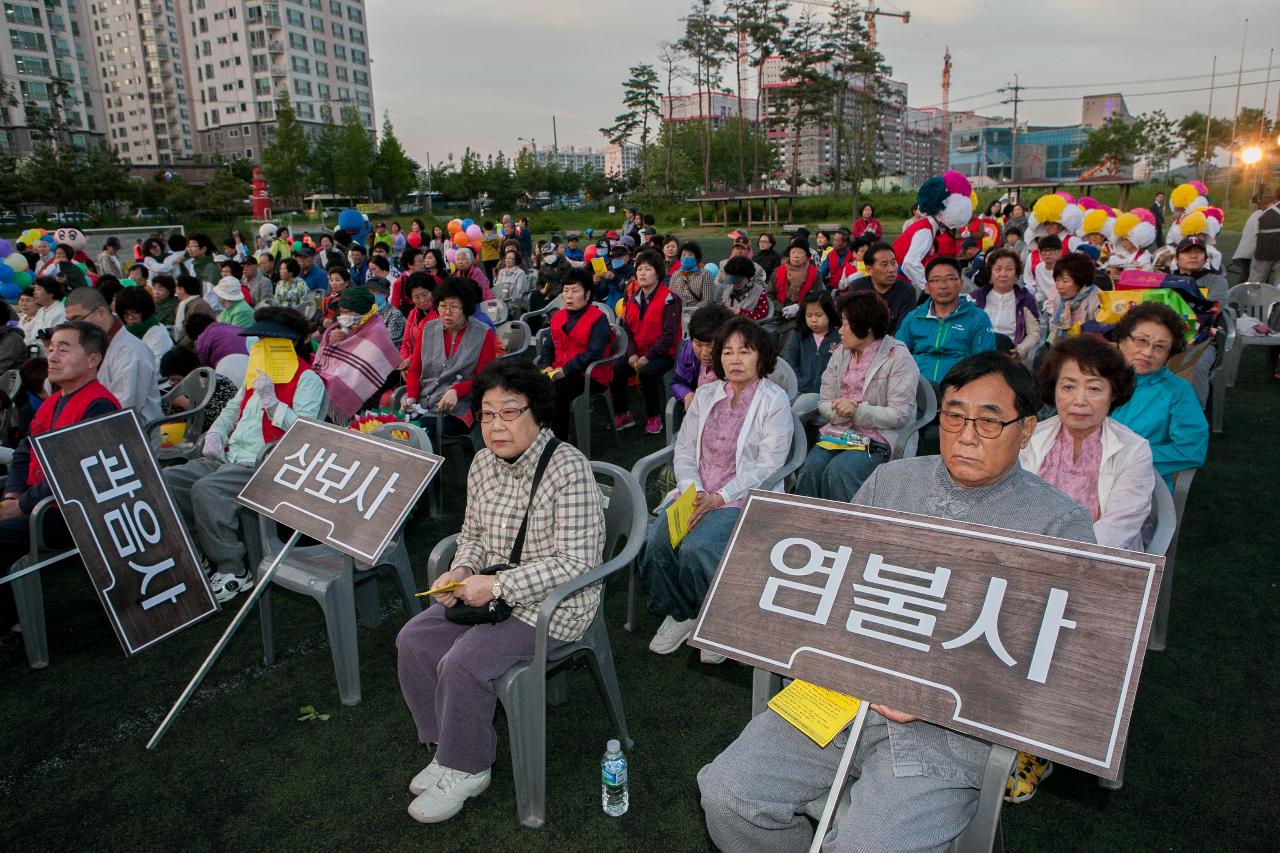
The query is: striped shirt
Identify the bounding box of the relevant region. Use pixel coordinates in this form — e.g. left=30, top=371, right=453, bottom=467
left=453, top=429, right=605, bottom=641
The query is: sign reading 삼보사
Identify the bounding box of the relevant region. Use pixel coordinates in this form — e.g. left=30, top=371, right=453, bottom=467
left=236, top=418, right=444, bottom=562
left=30, top=408, right=220, bottom=656
left=687, top=491, right=1165, bottom=780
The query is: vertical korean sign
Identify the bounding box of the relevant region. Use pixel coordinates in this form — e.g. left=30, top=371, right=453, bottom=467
left=688, top=492, right=1165, bottom=779
left=236, top=418, right=443, bottom=562
left=31, top=409, right=220, bottom=655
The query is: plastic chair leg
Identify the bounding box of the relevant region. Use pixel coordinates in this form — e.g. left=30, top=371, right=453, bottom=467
left=546, top=669, right=569, bottom=705
left=259, top=584, right=277, bottom=666
left=571, top=394, right=591, bottom=459
left=1210, top=373, right=1225, bottom=434
left=1148, top=536, right=1180, bottom=652
left=624, top=560, right=639, bottom=633
left=320, top=572, right=362, bottom=706
left=10, top=558, right=49, bottom=669
left=583, top=627, right=633, bottom=750
left=355, top=572, right=382, bottom=628
left=389, top=539, right=422, bottom=615
left=500, top=668, right=549, bottom=828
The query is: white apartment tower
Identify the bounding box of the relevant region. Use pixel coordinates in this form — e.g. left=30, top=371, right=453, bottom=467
left=0, top=0, right=108, bottom=158
left=189, top=0, right=375, bottom=160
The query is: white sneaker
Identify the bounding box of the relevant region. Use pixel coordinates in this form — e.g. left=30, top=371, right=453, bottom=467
left=648, top=616, right=696, bottom=654
left=210, top=571, right=254, bottom=603
left=408, top=765, right=492, bottom=824
left=699, top=648, right=727, bottom=665
left=409, top=757, right=445, bottom=796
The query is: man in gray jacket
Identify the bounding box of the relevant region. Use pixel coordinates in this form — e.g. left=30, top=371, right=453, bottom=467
left=699, top=351, right=1096, bottom=853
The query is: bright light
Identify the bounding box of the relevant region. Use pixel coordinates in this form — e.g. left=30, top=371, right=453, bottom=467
left=1241, top=145, right=1263, bottom=165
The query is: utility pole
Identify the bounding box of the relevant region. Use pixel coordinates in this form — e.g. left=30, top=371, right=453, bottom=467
left=1203, top=56, right=1217, bottom=182
left=1223, top=18, right=1248, bottom=221
left=1001, top=75, right=1023, bottom=191
left=552, top=116, right=558, bottom=152
left=940, top=46, right=952, bottom=174
left=425, top=151, right=432, bottom=217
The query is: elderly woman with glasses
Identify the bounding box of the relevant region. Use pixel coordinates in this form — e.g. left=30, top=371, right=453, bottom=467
left=1110, top=302, right=1208, bottom=489
left=397, top=361, right=605, bottom=825
left=1020, top=335, right=1154, bottom=550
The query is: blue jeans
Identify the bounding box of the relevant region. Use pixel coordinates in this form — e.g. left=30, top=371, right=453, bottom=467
left=795, top=444, right=890, bottom=503
left=639, top=505, right=741, bottom=622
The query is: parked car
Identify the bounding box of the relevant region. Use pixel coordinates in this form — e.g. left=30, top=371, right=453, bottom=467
left=52, top=211, right=91, bottom=224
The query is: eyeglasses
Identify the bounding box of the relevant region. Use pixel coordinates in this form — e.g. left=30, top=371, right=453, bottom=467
left=927, top=274, right=961, bottom=285
left=938, top=411, right=1023, bottom=439
left=1125, top=333, right=1172, bottom=355
left=477, top=406, right=530, bottom=424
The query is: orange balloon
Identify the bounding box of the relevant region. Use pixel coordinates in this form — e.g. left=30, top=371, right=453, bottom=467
left=447, top=219, right=463, bottom=235
left=452, top=233, right=469, bottom=248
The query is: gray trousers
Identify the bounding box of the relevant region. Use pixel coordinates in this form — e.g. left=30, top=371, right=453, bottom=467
left=698, top=709, right=978, bottom=853
left=1248, top=258, right=1280, bottom=284
left=162, top=458, right=255, bottom=576
left=396, top=604, right=561, bottom=775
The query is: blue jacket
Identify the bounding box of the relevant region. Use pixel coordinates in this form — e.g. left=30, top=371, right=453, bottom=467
left=302, top=262, right=328, bottom=292
left=1111, top=367, right=1207, bottom=489
left=895, top=298, right=996, bottom=383
left=782, top=328, right=840, bottom=394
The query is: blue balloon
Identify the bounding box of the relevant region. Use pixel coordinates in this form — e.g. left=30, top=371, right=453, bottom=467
left=0, top=263, right=12, bottom=283
left=461, top=218, right=475, bottom=230
left=0, top=281, right=19, bottom=301
left=41, top=234, right=56, bottom=246
left=0, top=240, right=11, bottom=258
left=337, top=208, right=364, bottom=233
left=703, top=262, right=720, bottom=279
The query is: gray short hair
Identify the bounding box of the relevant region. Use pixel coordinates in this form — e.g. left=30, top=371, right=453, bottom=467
left=455, top=247, right=474, bottom=264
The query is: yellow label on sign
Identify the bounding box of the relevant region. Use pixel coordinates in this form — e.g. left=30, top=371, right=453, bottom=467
left=666, top=485, right=698, bottom=549
left=246, top=338, right=299, bottom=385
left=768, top=679, right=862, bottom=747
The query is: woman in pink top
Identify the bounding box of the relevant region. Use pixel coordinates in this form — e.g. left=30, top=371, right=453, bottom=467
left=639, top=317, right=794, bottom=663
left=795, top=291, right=920, bottom=501
left=1019, top=335, right=1154, bottom=550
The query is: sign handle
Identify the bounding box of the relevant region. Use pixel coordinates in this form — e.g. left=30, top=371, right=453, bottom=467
left=146, top=529, right=303, bottom=750
left=807, top=700, right=869, bottom=853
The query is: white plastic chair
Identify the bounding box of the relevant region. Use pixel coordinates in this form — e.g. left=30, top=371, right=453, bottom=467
left=215, top=353, right=249, bottom=389
left=1223, top=283, right=1280, bottom=388
left=479, top=298, right=508, bottom=325
left=891, top=376, right=938, bottom=461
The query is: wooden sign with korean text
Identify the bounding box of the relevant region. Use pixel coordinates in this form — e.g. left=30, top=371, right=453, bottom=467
left=687, top=492, right=1165, bottom=779
left=236, top=418, right=443, bottom=562
left=31, top=409, right=220, bottom=656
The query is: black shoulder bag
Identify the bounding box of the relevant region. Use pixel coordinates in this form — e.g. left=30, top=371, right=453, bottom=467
left=445, top=438, right=560, bottom=625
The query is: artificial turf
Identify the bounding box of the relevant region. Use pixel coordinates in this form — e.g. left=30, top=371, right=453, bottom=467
left=2, top=288, right=1277, bottom=853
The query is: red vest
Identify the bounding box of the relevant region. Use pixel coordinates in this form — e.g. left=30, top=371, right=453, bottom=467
left=27, top=380, right=120, bottom=486
left=623, top=284, right=678, bottom=359
left=823, top=246, right=853, bottom=288
left=773, top=264, right=820, bottom=303
left=892, top=217, right=941, bottom=269
left=237, top=360, right=314, bottom=443
left=551, top=305, right=614, bottom=386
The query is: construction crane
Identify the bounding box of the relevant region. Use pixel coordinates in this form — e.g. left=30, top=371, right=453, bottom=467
left=940, top=46, right=952, bottom=172
left=789, top=1, right=911, bottom=50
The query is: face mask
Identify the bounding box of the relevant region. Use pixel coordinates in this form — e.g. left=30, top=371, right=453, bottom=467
left=373, top=294, right=388, bottom=309
left=611, top=258, right=626, bottom=270
left=680, top=256, right=697, bottom=272
left=338, top=315, right=357, bottom=330
left=543, top=255, right=557, bottom=265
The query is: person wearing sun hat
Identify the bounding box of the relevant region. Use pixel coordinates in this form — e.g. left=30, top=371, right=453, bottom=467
left=215, top=276, right=253, bottom=329
left=161, top=306, right=324, bottom=603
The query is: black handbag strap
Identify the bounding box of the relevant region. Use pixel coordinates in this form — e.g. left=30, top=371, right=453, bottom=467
left=507, top=437, right=560, bottom=566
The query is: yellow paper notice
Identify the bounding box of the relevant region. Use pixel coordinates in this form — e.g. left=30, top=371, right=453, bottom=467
left=591, top=257, right=608, bottom=276
left=245, top=338, right=299, bottom=385
left=415, top=580, right=466, bottom=598
left=768, top=679, right=862, bottom=747
left=666, top=485, right=698, bottom=548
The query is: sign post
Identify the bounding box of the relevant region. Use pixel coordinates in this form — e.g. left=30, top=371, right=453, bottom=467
left=29, top=408, right=219, bottom=655
left=688, top=491, right=1165, bottom=781
left=147, top=419, right=443, bottom=749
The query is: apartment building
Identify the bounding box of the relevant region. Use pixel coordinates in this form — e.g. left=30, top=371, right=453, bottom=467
left=0, top=0, right=107, bottom=157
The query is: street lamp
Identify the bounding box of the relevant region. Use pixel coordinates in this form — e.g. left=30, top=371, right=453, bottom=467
left=1241, top=145, right=1263, bottom=165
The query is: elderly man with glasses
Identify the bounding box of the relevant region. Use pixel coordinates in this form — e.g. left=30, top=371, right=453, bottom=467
left=895, top=256, right=996, bottom=389
left=699, top=351, right=1097, bottom=853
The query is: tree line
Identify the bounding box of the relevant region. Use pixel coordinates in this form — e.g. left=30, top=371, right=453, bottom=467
left=1075, top=108, right=1276, bottom=180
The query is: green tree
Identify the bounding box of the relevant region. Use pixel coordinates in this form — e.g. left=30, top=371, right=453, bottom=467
left=774, top=8, right=836, bottom=192
left=677, top=0, right=731, bottom=190
left=1074, top=116, right=1143, bottom=174
left=309, top=110, right=342, bottom=195
left=261, top=94, right=311, bottom=207
left=201, top=168, right=250, bottom=230
left=823, top=0, right=889, bottom=210
left=1136, top=110, right=1178, bottom=179
left=1176, top=111, right=1232, bottom=178
left=372, top=113, right=418, bottom=211
left=332, top=107, right=375, bottom=198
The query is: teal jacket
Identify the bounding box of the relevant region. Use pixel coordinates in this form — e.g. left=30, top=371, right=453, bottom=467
left=1111, top=367, right=1207, bottom=489
left=895, top=298, right=996, bottom=383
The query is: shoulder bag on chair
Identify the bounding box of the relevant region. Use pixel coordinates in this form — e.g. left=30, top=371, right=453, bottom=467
left=446, top=438, right=560, bottom=625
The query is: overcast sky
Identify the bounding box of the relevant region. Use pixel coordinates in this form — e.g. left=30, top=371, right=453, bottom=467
left=367, top=0, right=1280, bottom=166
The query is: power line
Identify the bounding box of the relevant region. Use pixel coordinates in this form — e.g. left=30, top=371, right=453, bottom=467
left=1019, top=77, right=1277, bottom=104
left=1019, top=63, right=1280, bottom=91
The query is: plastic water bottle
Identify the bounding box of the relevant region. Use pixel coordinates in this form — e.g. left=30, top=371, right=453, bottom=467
left=601, top=738, right=629, bottom=816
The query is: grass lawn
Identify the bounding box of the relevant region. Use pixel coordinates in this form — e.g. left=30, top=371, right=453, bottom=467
left=1, top=251, right=1275, bottom=852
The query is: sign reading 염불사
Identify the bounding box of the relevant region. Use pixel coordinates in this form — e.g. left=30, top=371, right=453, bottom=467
left=30, top=409, right=220, bottom=656
left=687, top=491, right=1165, bottom=780
left=236, top=418, right=443, bottom=562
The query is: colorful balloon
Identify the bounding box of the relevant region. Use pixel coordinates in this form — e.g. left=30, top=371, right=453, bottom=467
left=583, top=245, right=598, bottom=263
left=452, top=233, right=470, bottom=249
left=0, top=282, right=19, bottom=301
left=0, top=264, right=12, bottom=283
left=465, top=224, right=483, bottom=241
left=13, top=270, right=32, bottom=287
left=406, top=231, right=422, bottom=248
left=461, top=218, right=475, bottom=230
left=447, top=219, right=463, bottom=235
left=0, top=240, right=11, bottom=258
left=292, top=240, right=303, bottom=251
left=4, top=253, right=28, bottom=273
